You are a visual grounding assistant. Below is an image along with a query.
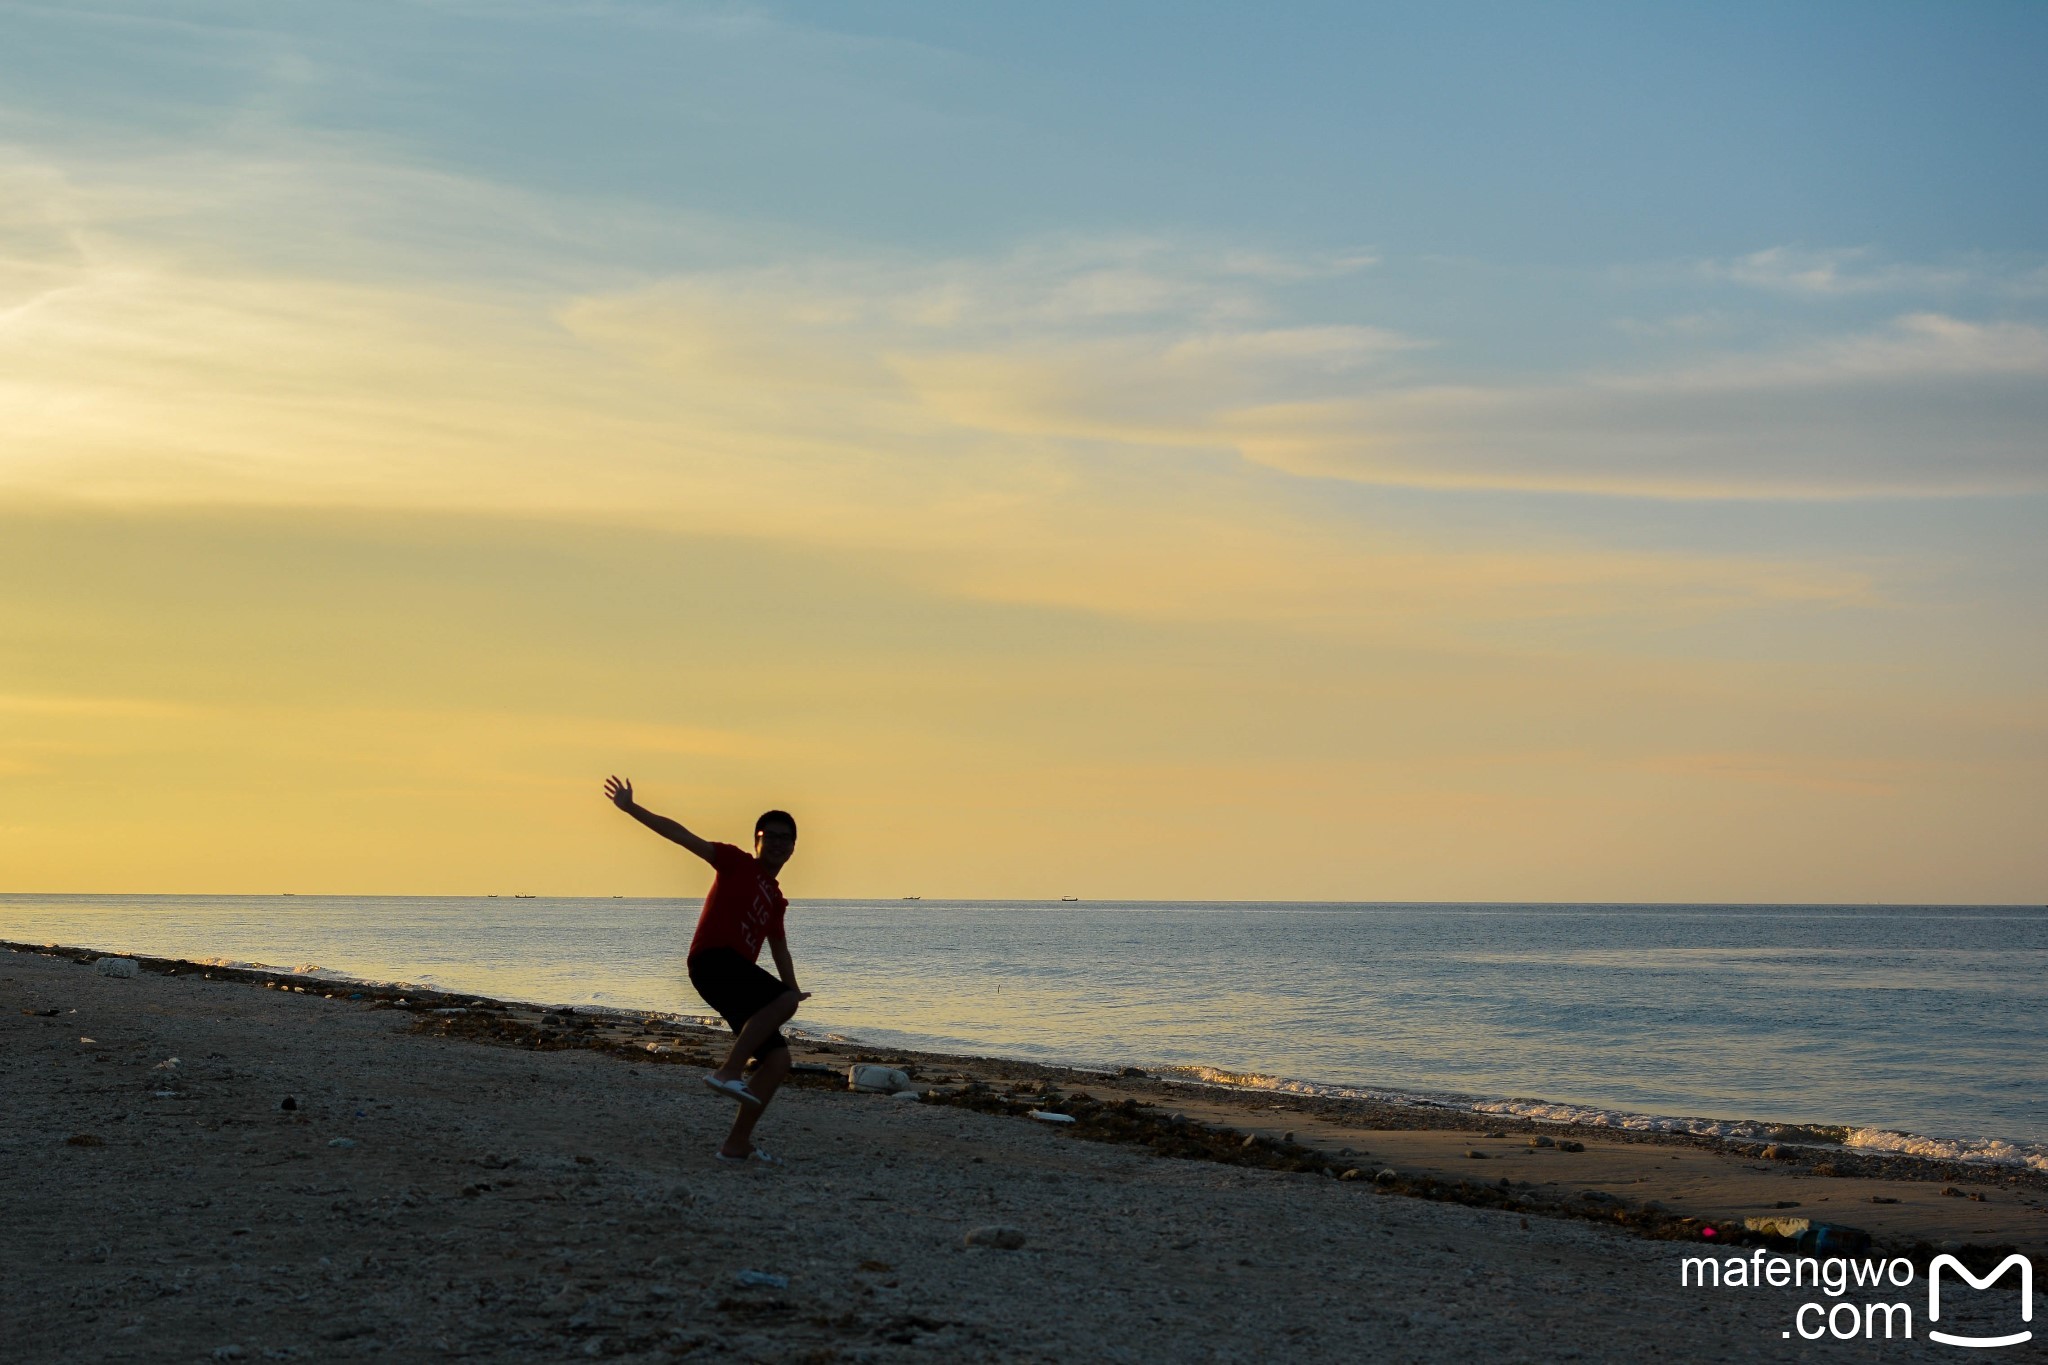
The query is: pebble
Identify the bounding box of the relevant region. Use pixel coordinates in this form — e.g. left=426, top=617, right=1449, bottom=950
left=964, top=1226, right=1026, bottom=1250
left=1240, top=1135, right=1259, bottom=1149
left=1528, top=1136, right=1555, bottom=1148
left=96, top=958, right=140, bottom=978
left=735, top=1269, right=789, bottom=1289
left=328, top=1138, right=357, bottom=1149
left=1557, top=1140, right=1585, bottom=1152
left=281, top=1097, right=297, bottom=1111
left=1374, top=1168, right=1398, bottom=1185
left=1339, top=1168, right=1364, bottom=1182
left=1465, top=1149, right=1489, bottom=1159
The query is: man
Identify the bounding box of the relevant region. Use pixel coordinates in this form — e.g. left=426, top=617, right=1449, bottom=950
left=603, top=775, right=807, bottom=1164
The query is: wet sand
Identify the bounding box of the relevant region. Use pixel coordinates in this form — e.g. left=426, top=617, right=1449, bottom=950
left=4, top=943, right=2040, bottom=1362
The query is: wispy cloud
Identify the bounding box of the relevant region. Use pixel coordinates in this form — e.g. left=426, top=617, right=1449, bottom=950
left=1700, top=246, right=1977, bottom=297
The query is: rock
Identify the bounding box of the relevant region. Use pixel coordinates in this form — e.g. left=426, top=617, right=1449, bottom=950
left=328, top=1138, right=357, bottom=1149
left=847, top=1064, right=912, bottom=1094
left=152, top=1058, right=181, bottom=1071
left=1119, top=1066, right=1148, bottom=1077
left=1941, top=1185, right=1964, bottom=1198
left=1760, top=1143, right=1787, bottom=1159
left=96, top=958, right=140, bottom=979
left=964, top=1225, right=1026, bottom=1250
left=1528, top=1136, right=1555, bottom=1148
left=1481, top=1131, right=1507, bottom=1138
left=280, top=1097, right=297, bottom=1111
left=1869, top=1195, right=1898, bottom=1204
left=211, top=1348, right=245, bottom=1361
left=64, top=1133, right=104, bottom=1147
left=1282, top=1132, right=1295, bottom=1144
left=1373, top=1168, right=1398, bottom=1185
left=1557, top=1140, right=1585, bottom=1152
left=1339, top=1168, right=1364, bottom=1181
left=1240, top=1135, right=1259, bottom=1149
left=1465, top=1149, right=1489, bottom=1159
left=890, top=1088, right=923, bottom=1102
left=735, top=1269, right=789, bottom=1289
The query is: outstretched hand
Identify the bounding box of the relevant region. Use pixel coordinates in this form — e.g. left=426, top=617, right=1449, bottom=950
left=603, top=775, right=634, bottom=810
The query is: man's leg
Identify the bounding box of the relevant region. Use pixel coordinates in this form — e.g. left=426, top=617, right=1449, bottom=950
left=719, top=1048, right=789, bottom=1158
left=711, top=990, right=800, bottom=1084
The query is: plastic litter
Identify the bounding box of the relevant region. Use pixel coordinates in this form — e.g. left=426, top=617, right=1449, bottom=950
left=1028, top=1110, right=1076, bottom=1124
left=847, top=1063, right=912, bottom=1093
left=734, top=1269, right=789, bottom=1289
left=1742, top=1216, right=1871, bottom=1254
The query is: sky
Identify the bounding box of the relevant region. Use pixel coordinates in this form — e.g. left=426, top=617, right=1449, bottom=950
left=2, top=1, right=2044, bottom=901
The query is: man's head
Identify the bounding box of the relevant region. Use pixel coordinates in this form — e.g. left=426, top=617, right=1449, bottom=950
left=754, top=809, right=797, bottom=873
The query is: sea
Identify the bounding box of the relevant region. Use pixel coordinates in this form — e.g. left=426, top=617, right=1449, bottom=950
left=5, top=895, right=2044, bottom=1171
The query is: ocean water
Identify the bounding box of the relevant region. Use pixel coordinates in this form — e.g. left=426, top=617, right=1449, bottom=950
left=5, top=895, right=2044, bottom=1168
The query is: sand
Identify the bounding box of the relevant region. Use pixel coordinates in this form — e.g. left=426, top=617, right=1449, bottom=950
left=4, top=943, right=2041, bottom=1362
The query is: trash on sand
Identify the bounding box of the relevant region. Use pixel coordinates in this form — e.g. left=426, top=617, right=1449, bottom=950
left=847, top=1064, right=912, bottom=1094
left=96, top=958, right=140, bottom=978
left=735, top=1269, right=789, bottom=1289
left=328, top=1138, right=357, bottom=1149
left=1027, top=1110, right=1075, bottom=1124
left=1742, top=1216, right=1871, bottom=1255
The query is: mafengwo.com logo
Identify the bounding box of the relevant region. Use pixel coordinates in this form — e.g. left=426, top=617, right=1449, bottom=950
left=1680, top=1248, right=2035, bottom=1345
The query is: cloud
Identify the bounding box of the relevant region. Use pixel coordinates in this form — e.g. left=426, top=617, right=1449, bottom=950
left=1700, top=246, right=1976, bottom=297
left=1224, top=314, right=2048, bottom=498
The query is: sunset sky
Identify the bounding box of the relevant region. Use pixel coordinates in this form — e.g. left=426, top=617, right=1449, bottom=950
left=4, top=1, right=2044, bottom=900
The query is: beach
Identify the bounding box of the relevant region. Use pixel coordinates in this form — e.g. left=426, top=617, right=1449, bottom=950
left=6, top=944, right=2041, bottom=1363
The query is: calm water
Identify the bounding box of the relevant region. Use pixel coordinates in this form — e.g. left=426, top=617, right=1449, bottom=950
left=5, top=896, right=2044, bottom=1159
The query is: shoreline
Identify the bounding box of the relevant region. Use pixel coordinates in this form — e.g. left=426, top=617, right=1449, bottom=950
left=13, top=938, right=2045, bottom=1245
left=10, top=935, right=2045, bottom=1185
left=7, top=939, right=2041, bottom=1362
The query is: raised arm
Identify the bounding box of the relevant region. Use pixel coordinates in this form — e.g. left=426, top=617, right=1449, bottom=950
left=603, top=775, right=716, bottom=864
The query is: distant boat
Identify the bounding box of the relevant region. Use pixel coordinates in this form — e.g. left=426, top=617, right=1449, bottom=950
left=902, top=895, right=921, bottom=900
left=1061, top=896, right=1079, bottom=902
left=514, top=894, right=536, bottom=899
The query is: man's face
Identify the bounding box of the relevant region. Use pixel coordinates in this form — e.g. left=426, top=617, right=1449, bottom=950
left=755, top=824, right=797, bottom=872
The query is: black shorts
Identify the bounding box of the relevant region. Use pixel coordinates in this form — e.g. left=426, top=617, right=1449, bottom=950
left=686, top=948, right=791, bottom=1061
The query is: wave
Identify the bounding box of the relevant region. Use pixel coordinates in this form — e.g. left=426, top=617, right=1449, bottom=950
left=1842, top=1127, right=2048, bottom=1174
left=1156, top=1064, right=2048, bottom=1173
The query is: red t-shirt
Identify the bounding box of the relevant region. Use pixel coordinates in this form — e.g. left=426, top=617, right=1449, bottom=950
left=687, top=842, right=788, bottom=963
